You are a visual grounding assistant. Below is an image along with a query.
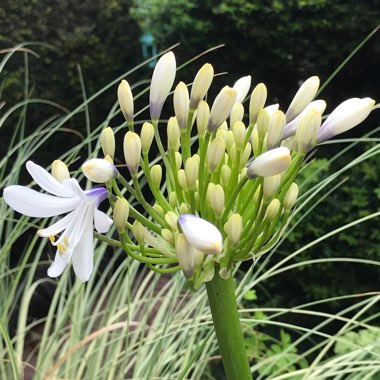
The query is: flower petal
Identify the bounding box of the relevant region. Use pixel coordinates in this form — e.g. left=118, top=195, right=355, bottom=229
left=71, top=225, right=94, bottom=282
left=37, top=212, right=74, bottom=237
left=94, top=209, right=113, bottom=233
left=3, top=186, right=80, bottom=217
left=26, top=161, right=75, bottom=197
left=47, top=250, right=70, bottom=278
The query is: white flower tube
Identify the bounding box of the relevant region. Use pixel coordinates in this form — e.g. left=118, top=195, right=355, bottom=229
left=178, top=214, right=222, bottom=254
left=82, top=158, right=118, bottom=183
left=207, top=87, right=237, bottom=131
left=286, top=76, right=320, bottom=122
left=317, top=97, right=375, bottom=142
left=247, top=147, right=291, bottom=178
left=3, top=161, right=112, bottom=282
left=149, top=51, right=176, bottom=120
left=233, top=75, right=251, bottom=104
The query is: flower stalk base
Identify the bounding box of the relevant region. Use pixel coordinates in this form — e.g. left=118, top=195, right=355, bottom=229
left=206, top=271, right=252, bottom=380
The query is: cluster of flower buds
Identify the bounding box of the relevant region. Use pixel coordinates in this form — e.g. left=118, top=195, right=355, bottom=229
left=79, top=51, right=375, bottom=288
left=5, top=51, right=374, bottom=284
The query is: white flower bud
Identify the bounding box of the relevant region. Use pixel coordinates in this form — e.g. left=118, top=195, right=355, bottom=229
left=184, top=156, right=199, bottom=190
left=123, top=132, right=141, bottom=175
left=207, top=137, right=226, bottom=172
left=176, top=233, right=196, bottom=278
left=317, top=97, right=375, bottom=142
left=150, top=165, right=162, bottom=188
left=178, top=214, right=222, bottom=254
left=141, top=122, right=155, bottom=153
left=249, top=83, right=267, bottom=125
left=283, top=100, right=326, bottom=139
left=233, top=75, right=251, bottom=104
left=178, top=169, right=188, bottom=191
left=247, top=147, right=291, bottom=178
left=179, top=202, right=191, bottom=215
left=113, top=198, right=129, bottom=233
left=295, top=109, right=322, bottom=152
left=100, top=127, right=115, bottom=159
left=150, top=51, right=176, bottom=120
left=221, top=165, right=231, bottom=186
left=161, top=228, right=174, bottom=244
left=263, top=175, right=281, bottom=200
left=208, top=87, right=237, bottom=131
left=207, top=184, right=225, bottom=218
left=224, top=213, right=243, bottom=246
left=266, top=198, right=281, bottom=220
left=196, top=100, right=209, bottom=136
left=118, top=80, right=134, bottom=123
left=132, top=220, right=145, bottom=245
left=230, top=102, right=244, bottom=128
left=284, top=182, right=299, bottom=210
left=174, top=81, right=190, bottom=129
left=256, top=109, right=270, bottom=140
left=267, top=111, right=286, bottom=150
left=190, top=63, right=214, bottom=110
left=286, top=76, right=320, bottom=122
left=167, top=117, right=180, bottom=150
left=52, top=160, right=70, bottom=182
left=82, top=158, right=118, bottom=183
left=165, top=211, right=178, bottom=231
left=232, top=121, right=246, bottom=150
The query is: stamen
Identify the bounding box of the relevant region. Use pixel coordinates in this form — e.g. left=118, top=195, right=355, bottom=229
left=49, top=235, right=56, bottom=243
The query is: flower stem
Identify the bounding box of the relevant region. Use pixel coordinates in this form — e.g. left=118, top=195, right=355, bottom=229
left=205, top=271, right=252, bottom=380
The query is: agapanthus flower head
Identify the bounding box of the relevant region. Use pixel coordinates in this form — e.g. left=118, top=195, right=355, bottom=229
left=3, top=161, right=112, bottom=281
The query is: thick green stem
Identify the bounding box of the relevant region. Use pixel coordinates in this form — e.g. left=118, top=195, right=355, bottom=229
left=205, top=272, right=252, bottom=380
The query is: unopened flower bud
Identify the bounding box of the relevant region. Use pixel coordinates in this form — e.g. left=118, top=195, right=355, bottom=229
left=283, top=100, right=326, bottom=139
left=247, top=147, right=291, bottom=178
left=295, top=109, right=321, bottom=152
left=123, top=131, right=141, bottom=175
left=141, top=122, right=155, bottom=153
left=179, top=202, right=191, bottom=215
left=196, top=100, right=209, bottom=136
left=232, top=121, right=246, bottom=149
left=221, top=165, right=231, bottom=186
left=165, top=211, right=178, bottom=230
left=113, top=198, right=129, bottom=233
left=178, top=214, right=222, bottom=254
left=150, top=164, right=162, bottom=188
left=267, top=111, right=286, bottom=149
left=132, top=220, right=145, bottom=245
left=118, top=80, right=134, bottom=124
left=167, top=117, right=180, bottom=150
left=286, top=76, right=320, bottom=122
left=207, top=184, right=225, bottom=218
left=208, top=87, right=237, bottom=131
left=266, top=198, right=281, bottom=220
left=52, top=160, right=70, bottom=182
left=224, top=213, right=243, bottom=245
left=230, top=102, right=244, bottom=128
left=176, top=233, right=196, bottom=278
left=153, top=203, right=165, bottom=218
left=190, top=63, right=214, bottom=110
left=317, top=97, right=375, bottom=142
left=169, top=191, right=178, bottom=207
left=256, top=109, right=270, bottom=140
left=175, top=152, right=182, bottom=169
left=150, top=51, right=176, bottom=120
left=100, top=127, right=115, bottom=159
left=184, top=156, right=199, bottom=190
left=207, top=137, right=226, bottom=172
left=174, top=81, right=190, bottom=129
left=233, top=75, right=251, bottom=104
left=161, top=228, right=174, bottom=244
left=249, top=83, right=267, bottom=125
left=284, top=182, right=299, bottom=210
left=240, top=143, right=252, bottom=169
left=263, top=175, right=281, bottom=200
left=82, top=158, right=118, bottom=183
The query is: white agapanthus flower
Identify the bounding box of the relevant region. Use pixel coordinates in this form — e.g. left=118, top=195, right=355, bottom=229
left=3, top=161, right=112, bottom=282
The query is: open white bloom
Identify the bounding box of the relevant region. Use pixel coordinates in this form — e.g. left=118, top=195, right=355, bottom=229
left=317, top=97, right=375, bottom=142
left=3, top=161, right=112, bottom=282
left=149, top=51, right=176, bottom=120
left=178, top=214, right=222, bottom=254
